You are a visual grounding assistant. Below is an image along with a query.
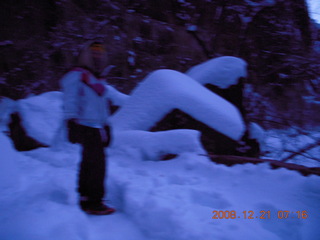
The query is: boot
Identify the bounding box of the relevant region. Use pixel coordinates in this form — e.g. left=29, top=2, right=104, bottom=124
left=80, top=197, right=115, bottom=215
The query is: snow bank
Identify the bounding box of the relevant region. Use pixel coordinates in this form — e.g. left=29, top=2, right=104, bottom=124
left=0, top=131, right=89, bottom=240
left=109, top=152, right=320, bottom=240
left=2, top=89, right=320, bottom=240
left=1, top=202, right=88, bottom=240
left=0, top=133, right=22, bottom=194
left=15, top=86, right=128, bottom=147
left=186, top=56, right=247, bottom=89
left=107, top=85, right=130, bottom=107
left=110, top=129, right=206, bottom=160
left=0, top=97, right=16, bottom=131
left=110, top=69, right=245, bottom=141
left=3, top=87, right=208, bottom=161
left=18, top=91, right=63, bottom=145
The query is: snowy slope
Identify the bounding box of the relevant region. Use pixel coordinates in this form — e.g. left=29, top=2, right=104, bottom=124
left=0, top=133, right=149, bottom=240
left=109, top=151, right=320, bottom=240
left=1, top=129, right=320, bottom=240
left=110, top=69, right=245, bottom=141
left=0, top=97, right=16, bottom=130
left=1, top=86, right=320, bottom=240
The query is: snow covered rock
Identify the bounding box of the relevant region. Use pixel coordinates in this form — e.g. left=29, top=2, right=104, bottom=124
left=110, top=129, right=206, bottom=160
left=186, top=56, right=247, bottom=89
left=0, top=97, right=16, bottom=131
left=0, top=133, right=22, bottom=194
left=110, top=69, right=245, bottom=141
left=17, top=91, right=63, bottom=145
left=107, top=85, right=130, bottom=107
left=185, top=56, right=265, bottom=156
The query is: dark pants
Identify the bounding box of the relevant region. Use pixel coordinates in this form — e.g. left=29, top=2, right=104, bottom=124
left=78, top=125, right=106, bottom=201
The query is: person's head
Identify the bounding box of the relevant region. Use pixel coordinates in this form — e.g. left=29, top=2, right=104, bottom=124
left=77, top=41, right=108, bottom=76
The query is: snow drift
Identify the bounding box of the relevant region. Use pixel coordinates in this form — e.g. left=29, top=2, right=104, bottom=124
left=1, top=84, right=320, bottom=240
left=186, top=56, right=247, bottom=89
left=0, top=97, right=16, bottom=130
left=110, top=129, right=206, bottom=160
left=110, top=69, right=245, bottom=141
left=17, top=91, right=63, bottom=145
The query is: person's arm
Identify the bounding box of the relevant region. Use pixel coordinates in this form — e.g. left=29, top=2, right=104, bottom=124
left=60, top=71, right=82, bottom=120
left=60, top=71, right=83, bottom=143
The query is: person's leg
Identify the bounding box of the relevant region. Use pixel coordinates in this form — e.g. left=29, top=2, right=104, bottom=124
left=78, top=125, right=106, bottom=200
left=77, top=125, right=114, bottom=215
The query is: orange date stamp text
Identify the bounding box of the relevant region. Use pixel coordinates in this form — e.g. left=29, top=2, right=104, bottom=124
left=211, top=210, right=308, bottom=220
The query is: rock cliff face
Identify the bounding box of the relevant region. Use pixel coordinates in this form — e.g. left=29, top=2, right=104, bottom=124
left=0, top=0, right=319, bottom=126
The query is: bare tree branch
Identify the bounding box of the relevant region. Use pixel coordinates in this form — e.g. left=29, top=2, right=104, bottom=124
left=281, top=139, right=320, bottom=162
left=284, top=150, right=320, bottom=162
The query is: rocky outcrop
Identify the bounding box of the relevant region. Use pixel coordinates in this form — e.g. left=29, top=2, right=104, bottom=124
left=0, top=0, right=317, bottom=108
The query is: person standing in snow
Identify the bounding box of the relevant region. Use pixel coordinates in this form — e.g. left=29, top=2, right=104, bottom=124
left=60, top=41, right=122, bottom=215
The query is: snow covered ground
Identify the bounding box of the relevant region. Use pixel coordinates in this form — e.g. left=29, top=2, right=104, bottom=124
left=1, top=71, right=320, bottom=239
left=1, top=122, right=320, bottom=240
